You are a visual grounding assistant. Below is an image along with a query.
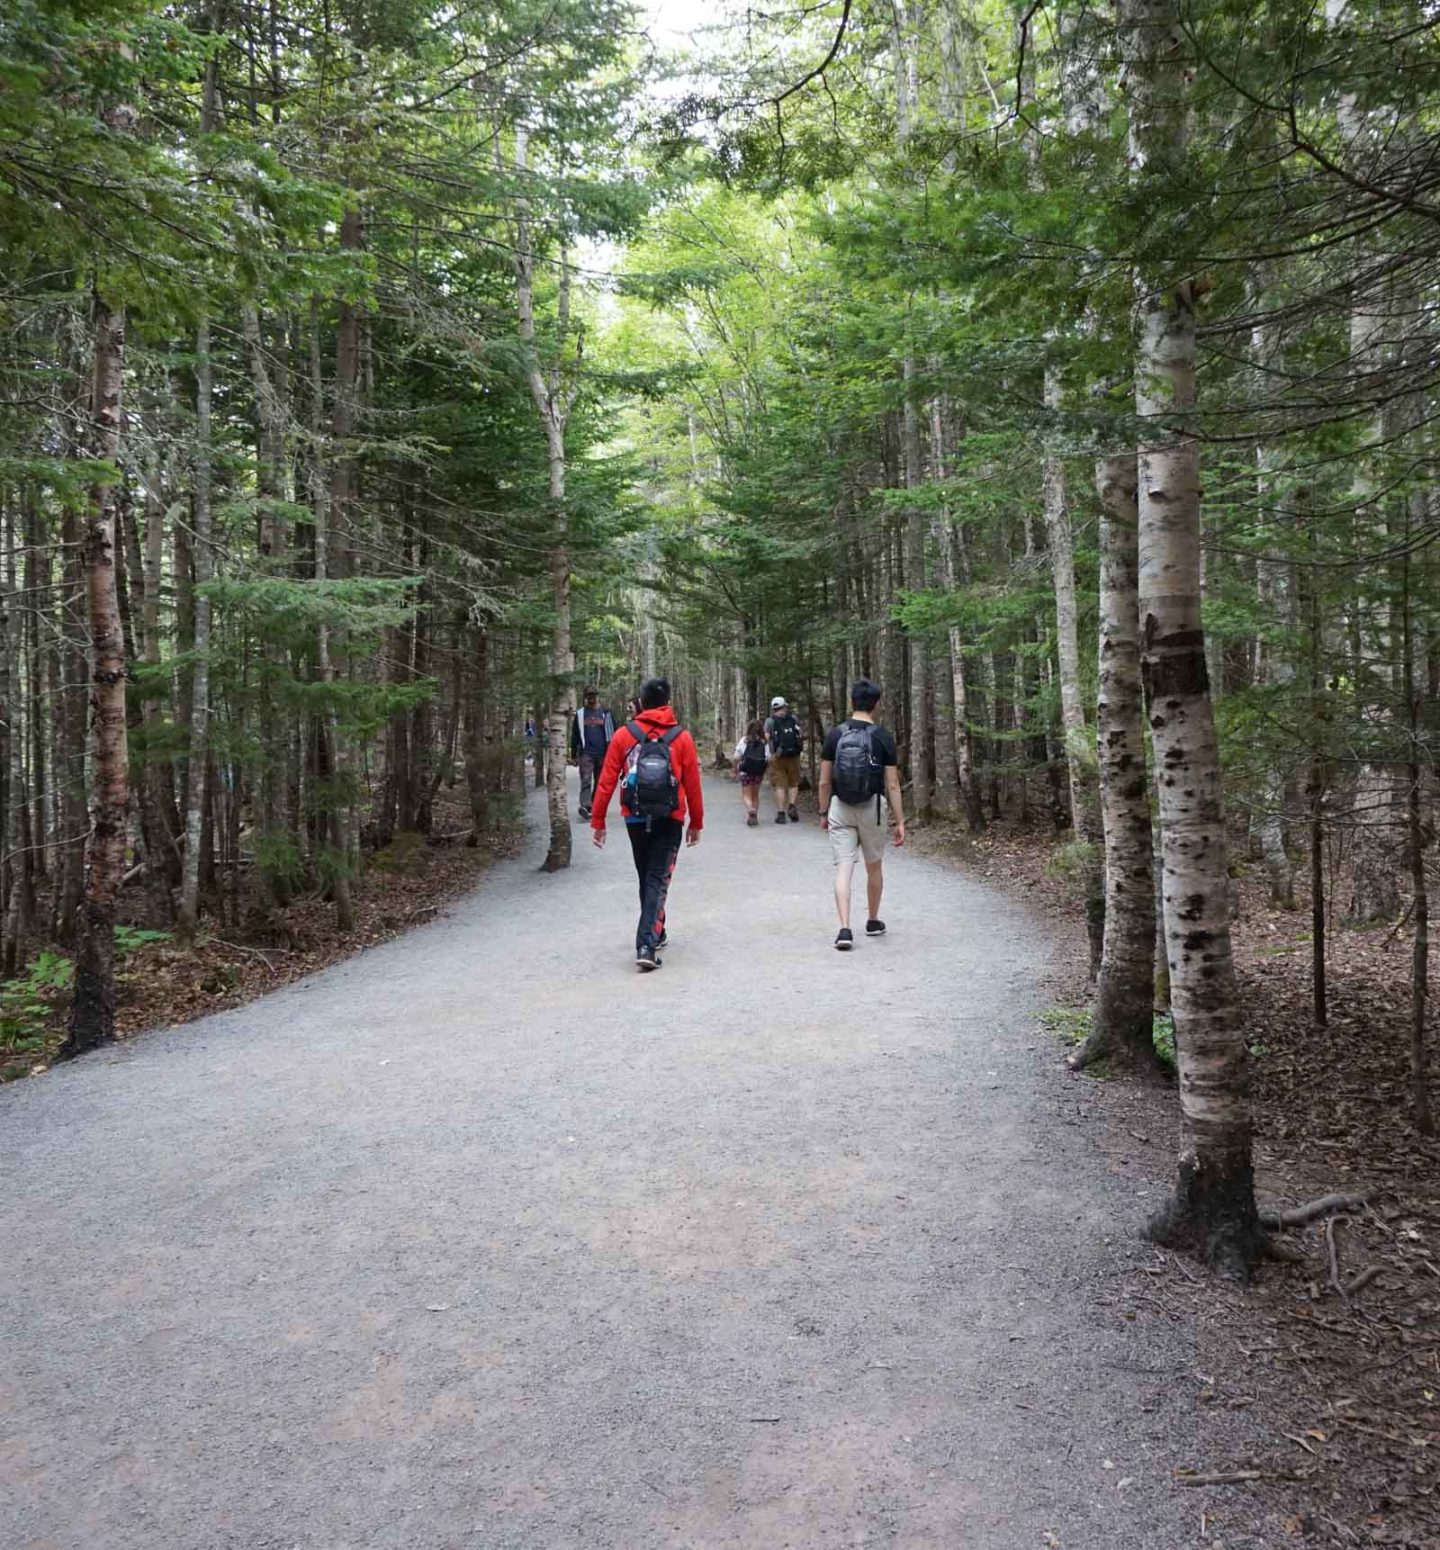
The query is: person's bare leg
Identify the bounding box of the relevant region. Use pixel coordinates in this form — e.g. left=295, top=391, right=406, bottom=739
left=834, top=859, right=854, bottom=927
left=865, top=858, right=884, bottom=922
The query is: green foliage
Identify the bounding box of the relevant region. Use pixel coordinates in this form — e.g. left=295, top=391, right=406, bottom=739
left=1047, top=841, right=1103, bottom=895
left=1152, top=1015, right=1176, bottom=1070
left=0, top=953, right=73, bottom=1078
left=1039, top=1005, right=1091, bottom=1047
left=114, top=927, right=170, bottom=961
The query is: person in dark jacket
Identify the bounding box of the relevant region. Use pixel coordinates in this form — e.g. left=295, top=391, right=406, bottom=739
left=591, top=677, right=704, bottom=971
left=569, top=687, right=614, bottom=818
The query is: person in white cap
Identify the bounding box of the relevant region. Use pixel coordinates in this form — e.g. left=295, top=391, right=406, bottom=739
left=763, top=695, right=805, bottom=823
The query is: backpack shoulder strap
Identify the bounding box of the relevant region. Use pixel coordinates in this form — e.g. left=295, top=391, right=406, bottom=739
left=660, top=725, right=683, bottom=746
left=624, top=719, right=646, bottom=742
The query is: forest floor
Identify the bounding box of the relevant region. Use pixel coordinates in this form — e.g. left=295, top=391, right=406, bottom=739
left=0, top=792, right=523, bottom=1079
left=918, top=813, right=1440, bottom=1548
left=0, top=769, right=1352, bottom=1550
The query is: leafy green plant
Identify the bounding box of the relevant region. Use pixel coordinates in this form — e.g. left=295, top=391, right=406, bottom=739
left=114, top=925, right=170, bottom=960
left=1, top=952, right=75, bottom=1076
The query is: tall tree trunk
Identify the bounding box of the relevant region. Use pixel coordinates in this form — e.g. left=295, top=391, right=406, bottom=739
left=64, top=296, right=130, bottom=1057
left=902, top=362, right=930, bottom=817
left=134, top=464, right=178, bottom=897
left=463, top=623, right=491, bottom=841
left=1251, top=298, right=1296, bottom=909
left=509, top=124, right=574, bottom=871
left=1043, top=364, right=1104, bottom=973
left=1071, top=454, right=1159, bottom=1074
left=176, top=35, right=220, bottom=947
left=1402, top=489, right=1431, bottom=1133
left=24, top=500, right=49, bottom=884
left=54, top=488, right=88, bottom=942
left=2, top=502, right=33, bottom=975
left=1125, top=0, right=1261, bottom=1275
left=175, top=316, right=214, bottom=947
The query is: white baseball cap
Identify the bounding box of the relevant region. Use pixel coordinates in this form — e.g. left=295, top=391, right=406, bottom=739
left=770, top=695, right=788, bottom=708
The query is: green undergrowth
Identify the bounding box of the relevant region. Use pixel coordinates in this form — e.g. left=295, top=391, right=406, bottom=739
left=1039, top=1004, right=1178, bottom=1074
left=1, top=927, right=171, bottom=1080
left=1040, top=1004, right=1269, bottom=1074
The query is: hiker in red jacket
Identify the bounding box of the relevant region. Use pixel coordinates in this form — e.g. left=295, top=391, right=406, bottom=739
left=591, top=676, right=704, bottom=971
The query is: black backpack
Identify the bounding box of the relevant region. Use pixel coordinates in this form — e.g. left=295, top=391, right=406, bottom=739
left=739, top=737, right=768, bottom=777
left=831, top=721, right=883, bottom=808
left=623, top=721, right=682, bottom=819
left=772, top=715, right=802, bottom=757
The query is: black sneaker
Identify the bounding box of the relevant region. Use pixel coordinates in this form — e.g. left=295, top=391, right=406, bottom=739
left=636, top=946, right=661, bottom=972
left=747, top=812, right=758, bottom=827
left=656, top=931, right=668, bottom=950
left=578, top=805, right=591, bottom=819
left=774, top=811, right=787, bottom=824
left=788, top=804, right=799, bottom=822
left=865, top=919, right=887, bottom=937
left=835, top=928, right=854, bottom=951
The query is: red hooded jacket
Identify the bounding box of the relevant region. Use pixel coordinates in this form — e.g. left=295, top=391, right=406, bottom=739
left=590, top=706, right=705, bottom=831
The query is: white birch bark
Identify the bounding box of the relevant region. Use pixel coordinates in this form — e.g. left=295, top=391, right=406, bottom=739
left=1125, top=0, right=1261, bottom=1272
left=509, top=124, right=576, bottom=871
left=1042, top=365, right=1104, bottom=970
left=1071, top=453, right=1158, bottom=1071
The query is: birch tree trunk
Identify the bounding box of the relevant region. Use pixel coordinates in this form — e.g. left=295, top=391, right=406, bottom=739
left=1043, top=364, right=1104, bottom=973
left=510, top=124, right=574, bottom=872
left=2, top=505, right=33, bottom=975
left=902, top=361, right=930, bottom=816
left=926, top=398, right=959, bottom=815
left=1071, top=453, right=1159, bottom=1074
left=1252, top=301, right=1296, bottom=910
left=176, top=35, right=219, bottom=946
left=175, top=314, right=213, bottom=946
left=1125, top=0, right=1262, bottom=1274
left=64, top=296, right=130, bottom=1056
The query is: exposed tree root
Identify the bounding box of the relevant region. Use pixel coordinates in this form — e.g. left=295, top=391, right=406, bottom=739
left=1343, top=1264, right=1383, bottom=1297
left=1258, top=1192, right=1371, bottom=1230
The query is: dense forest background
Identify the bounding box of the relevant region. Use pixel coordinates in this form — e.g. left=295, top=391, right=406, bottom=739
left=2, top=0, right=1437, bottom=1275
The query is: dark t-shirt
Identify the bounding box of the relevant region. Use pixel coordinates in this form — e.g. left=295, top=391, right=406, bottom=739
left=580, top=705, right=610, bottom=760
left=764, top=713, right=803, bottom=755
left=821, top=718, right=898, bottom=768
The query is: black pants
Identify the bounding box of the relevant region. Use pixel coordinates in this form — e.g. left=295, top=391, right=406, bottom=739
left=626, top=817, right=683, bottom=953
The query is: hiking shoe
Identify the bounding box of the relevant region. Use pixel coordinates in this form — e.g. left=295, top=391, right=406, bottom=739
left=747, top=811, right=758, bottom=827
left=834, top=928, right=854, bottom=951
left=774, top=811, right=787, bottom=824
left=865, top=918, right=887, bottom=937
left=636, top=946, right=661, bottom=972
left=578, top=805, right=591, bottom=819
left=788, top=804, right=799, bottom=822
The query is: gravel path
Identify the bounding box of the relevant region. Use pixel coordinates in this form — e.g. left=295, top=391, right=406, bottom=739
left=3, top=775, right=1258, bottom=1549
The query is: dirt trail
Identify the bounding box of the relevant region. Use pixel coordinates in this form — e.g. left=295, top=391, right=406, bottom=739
left=2, top=775, right=1268, bottom=1549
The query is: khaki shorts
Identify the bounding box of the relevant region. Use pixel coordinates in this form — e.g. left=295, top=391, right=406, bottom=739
left=828, top=796, right=886, bottom=866
left=768, top=754, right=801, bottom=788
